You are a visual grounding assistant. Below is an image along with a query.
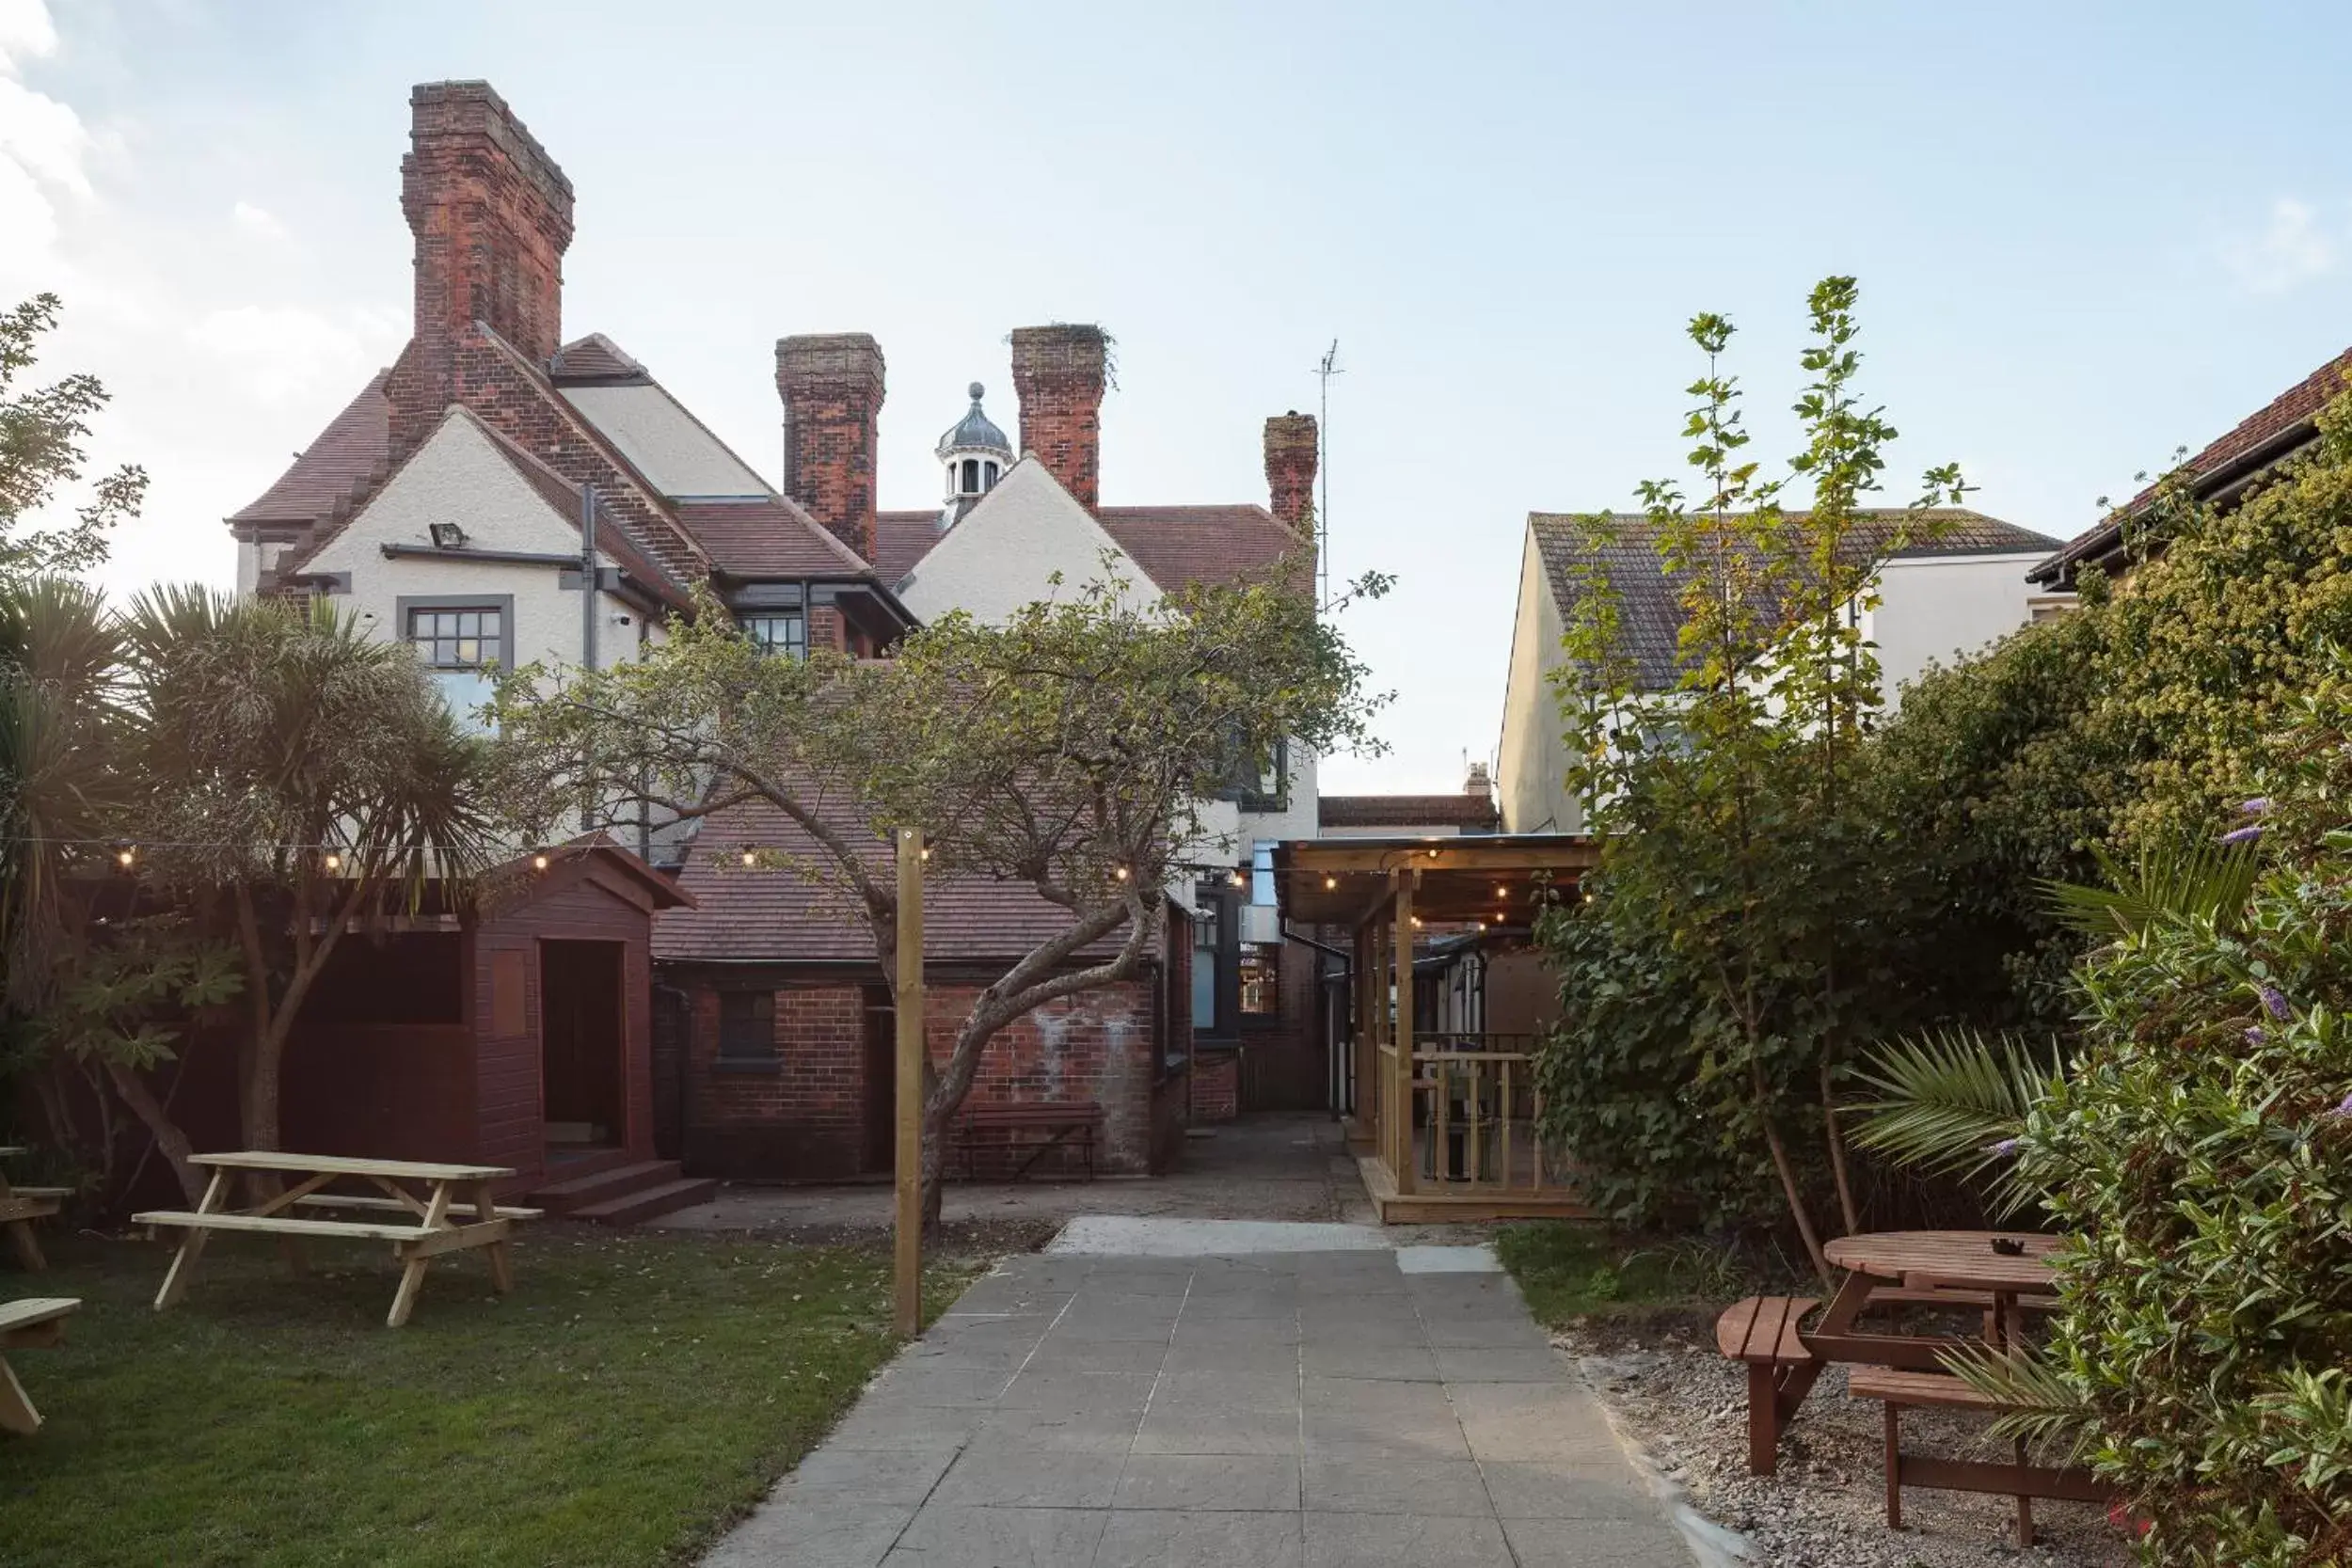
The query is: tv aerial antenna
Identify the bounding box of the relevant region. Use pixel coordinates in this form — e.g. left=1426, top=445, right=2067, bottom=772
left=1313, top=340, right=1343, bottom=607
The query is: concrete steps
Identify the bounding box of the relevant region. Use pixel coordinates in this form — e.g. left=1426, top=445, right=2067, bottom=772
left=525, top=1159, right=716, bottom=1226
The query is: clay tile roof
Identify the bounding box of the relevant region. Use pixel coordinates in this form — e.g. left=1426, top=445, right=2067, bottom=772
left=650, top=794, right=1133, bottom=964
left=2029, top=344, right=2352, bottom=586
left=548, top=332, right=647, bottom=383
left=676, top=497, right=872, bottom=578
left=1096, top=505, right=1312, bottom=595
left=1319, top=794, right=1500, bottom=832
left=874, top=508, right=946, bottom=586
left=1528, top=508, right=2059, bottom=692
left=226, top=370, right=392, bottom=531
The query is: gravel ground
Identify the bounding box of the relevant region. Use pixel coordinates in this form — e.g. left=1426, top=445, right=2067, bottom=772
left=1559, top=1320, right=2134, bottom=1568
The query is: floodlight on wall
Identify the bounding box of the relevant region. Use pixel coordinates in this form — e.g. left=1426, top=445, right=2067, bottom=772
left=428, top=522, right=469, bottom=549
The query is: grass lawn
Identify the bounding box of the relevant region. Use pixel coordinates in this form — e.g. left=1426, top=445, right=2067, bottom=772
left=1495, top=1221, right=1780, bottom=1329
left=0, top=1227, right=982, bottom=1568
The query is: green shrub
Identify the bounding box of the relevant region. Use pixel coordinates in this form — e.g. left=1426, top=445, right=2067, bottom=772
left=2020, top=693, right=2352, bottom=1566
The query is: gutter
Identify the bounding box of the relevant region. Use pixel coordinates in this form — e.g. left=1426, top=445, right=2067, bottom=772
left=2027, top=418, right=2322, bottom=588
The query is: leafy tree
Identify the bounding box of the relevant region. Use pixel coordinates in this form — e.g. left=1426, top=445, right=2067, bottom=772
left=490, top=568, right=1385, bottom=1226
left=1535, top=278, right=1963, bottom=1277
left=119, top=588, right=500, bottom=1156
left=0, top=293, right=147, bottom=583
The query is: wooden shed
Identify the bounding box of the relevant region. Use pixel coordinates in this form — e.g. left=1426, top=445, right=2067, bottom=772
left=184, top=840, right=696, bottom=1201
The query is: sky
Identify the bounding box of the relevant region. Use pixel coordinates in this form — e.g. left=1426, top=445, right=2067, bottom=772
left=5, top=0, right=2349, bottom=792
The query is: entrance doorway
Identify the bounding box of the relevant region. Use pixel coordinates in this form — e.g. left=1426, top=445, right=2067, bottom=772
left=541, top=940, right=626, bottom=1150
left=861, top=986, right=895, bottom=1174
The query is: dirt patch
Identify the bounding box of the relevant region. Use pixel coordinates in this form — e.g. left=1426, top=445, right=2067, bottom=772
left=1561, top=1320, right=2134, bottom=1568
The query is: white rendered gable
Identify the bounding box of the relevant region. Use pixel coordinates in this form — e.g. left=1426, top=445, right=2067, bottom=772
left=301, top=409, right=649, bottom=678
left=896, top=458, right=1162, bottom=625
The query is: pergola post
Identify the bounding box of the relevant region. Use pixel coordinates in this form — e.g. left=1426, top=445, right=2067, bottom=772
left=1350, top=921, right=1373, bottom=1139
left=1391, top=870, right=1416, bottom=1196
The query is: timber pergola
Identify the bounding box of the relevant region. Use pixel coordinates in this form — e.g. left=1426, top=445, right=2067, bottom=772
left=1273, top=834, right=1601, bottom=1223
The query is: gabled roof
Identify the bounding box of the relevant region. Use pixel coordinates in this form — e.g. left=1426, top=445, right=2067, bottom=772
left=677, top=497, right=873, bottom=578
left=1528, top=507, right=2061, bottom=691
left=876, top=499, right=1311, bottom=597
left=226, top=371, right=392, bottom=532
left=2027, top=345, right=2352, bottom=588
left=1319, top=794, right=1500, bottom=832
left=650, top=793, right=1136, bottom=965
left=548, top=332, right=647, bottom=383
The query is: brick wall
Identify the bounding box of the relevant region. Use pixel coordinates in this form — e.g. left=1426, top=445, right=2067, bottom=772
left=670, top=970, right=1162, bottom=1180
left=1192, top=1049, right=1239, bottom=1121
left=776, top=334, right=884, bottom=562
left=1009, top=325, right=1106, bottom=512
left=391, top=81, right=574, bottom=458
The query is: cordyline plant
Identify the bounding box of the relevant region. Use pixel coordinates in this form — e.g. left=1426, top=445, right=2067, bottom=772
left=120, top=587, right=501, bottom=1170
left=1538, top=277, right=1964, bottom=1279
left=490, top=564, right=1387, bottom=1226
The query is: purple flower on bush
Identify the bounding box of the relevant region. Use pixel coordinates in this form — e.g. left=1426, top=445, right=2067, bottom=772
left=2219, top=824, right=2265, bottom=846
left=2246, top=1026, right=2267, bottom=1045
left=2260, top=986, right=2292, bottom=1021
left=1986, top=1138, right=2021, bottom=1157
left=2240, top=798, right=2272, bottom=816
left=2327, top=1093, right=2352, bottom=1122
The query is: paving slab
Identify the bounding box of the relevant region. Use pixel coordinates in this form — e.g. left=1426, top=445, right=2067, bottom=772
left=700, top=1242, right=1695, bottom=1567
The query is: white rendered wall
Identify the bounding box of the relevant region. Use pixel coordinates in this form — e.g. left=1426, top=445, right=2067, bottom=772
left=300, top=411, right=641, bottom=680
left=896, top=459, right=1163, bottom=625
left=1497, top=524, right=1578, bottom=833
left=1869, top=551, right=2048, bottom=702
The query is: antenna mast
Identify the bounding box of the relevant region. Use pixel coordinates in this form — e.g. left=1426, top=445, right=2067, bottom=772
left=1313, top=339, right=1343, bottom=607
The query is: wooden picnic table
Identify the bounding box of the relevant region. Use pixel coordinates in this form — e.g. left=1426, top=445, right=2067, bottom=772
left=134, top=1151, right=530, bottom=1328
left=1723, top=1229, right=2060, bottom=1474
left=0, top=1146, right=69, bottom=1273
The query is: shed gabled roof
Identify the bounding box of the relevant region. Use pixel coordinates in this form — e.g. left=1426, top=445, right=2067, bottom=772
left=1319, top=794, right=1500, bottom=832
left=1527, top=507, right=2061, bottom=691
left=2027, top=344, right=2352, bottom=588
left=650, top=793, right=1136, bottom=966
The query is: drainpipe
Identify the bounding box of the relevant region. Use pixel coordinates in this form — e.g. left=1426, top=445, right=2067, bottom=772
left=580, top=484, right=599, bottom=673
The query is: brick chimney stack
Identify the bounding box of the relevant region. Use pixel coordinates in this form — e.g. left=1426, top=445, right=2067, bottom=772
left=776, top=333, right=885, bottom=562
left=1264, top=410, right=1318, bottom=532
left=392, top=81, right=574, bottom=454
left=1009, top=325, right=1106, bottom=512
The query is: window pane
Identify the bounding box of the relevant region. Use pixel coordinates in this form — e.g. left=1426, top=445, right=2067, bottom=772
left=718, top=990, right=776, bottom=1059
left=431, top=670, right=497, bottom=734
left=1250, top=841, right=1276, bottom=906
left=1239, top=944, right=1279, bottom=1015
left=1192, top=944, right=1216, bottom=1030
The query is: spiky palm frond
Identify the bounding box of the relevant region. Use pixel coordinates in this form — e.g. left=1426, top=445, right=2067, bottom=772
left=1940, top=1343, right=2097, bottom=1457
left=1850, top=1027, right=2058, bottom=1208
left=2044, top=838, right=2261, bottom=942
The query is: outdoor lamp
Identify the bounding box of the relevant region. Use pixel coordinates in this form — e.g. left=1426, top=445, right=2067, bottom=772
left=428, top=521, right=468, bottom=549
left=531, top=849, right=550, bottom=872
left=115, top=846, right=135, bottom=869
left=1323, top=875, right=1337, bottom=891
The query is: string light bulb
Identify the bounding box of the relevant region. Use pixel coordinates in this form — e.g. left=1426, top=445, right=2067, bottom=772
left=1114, top=865, right=1131, bottom=882
left=739, top=846, right=758, bottom=868
left=1228, top=869, right=1245, bottom=889
left=115, top=847, right=135, bottom=869
left=1323, top=875, right=1337, bottom=891
left=920, top=847, right=932, bottom=862
left=531, top=850, right=550, bottom=873
left=323, top=852, right=342, bottom=872
left=1410, top=915, right=1422, bottom=929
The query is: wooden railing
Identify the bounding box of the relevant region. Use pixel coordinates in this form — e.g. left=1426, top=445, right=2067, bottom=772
left=1403, top=1032, right=1555, bottom=1197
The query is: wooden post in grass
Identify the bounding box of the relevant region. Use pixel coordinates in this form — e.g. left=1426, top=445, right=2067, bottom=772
left=894, top=827, right=926, bottom=1338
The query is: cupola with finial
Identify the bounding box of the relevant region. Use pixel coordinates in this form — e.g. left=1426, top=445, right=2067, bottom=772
left=937, top=382, right=1013, bottom=506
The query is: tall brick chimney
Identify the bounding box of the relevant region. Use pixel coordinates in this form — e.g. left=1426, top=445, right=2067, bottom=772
left=1009, top=325, right=1107, bottom=512
left=392, top=81, right=574, bottom=454
left=1264, top=410, right=1318, bottom=532
left=776, top=333, right=884, bottom=562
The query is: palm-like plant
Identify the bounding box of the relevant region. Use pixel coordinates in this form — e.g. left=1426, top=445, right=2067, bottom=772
left=1848, top=1026, right=2058, bottom=1213
left=119, top=587, right=500, bottom=1152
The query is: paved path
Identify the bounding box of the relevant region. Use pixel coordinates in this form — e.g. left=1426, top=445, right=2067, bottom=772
left=706, top=1247, right=1697, bottom=1567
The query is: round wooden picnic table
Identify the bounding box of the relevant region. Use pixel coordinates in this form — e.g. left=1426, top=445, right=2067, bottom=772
left=1824, top=1230, right=2060, bottom=1296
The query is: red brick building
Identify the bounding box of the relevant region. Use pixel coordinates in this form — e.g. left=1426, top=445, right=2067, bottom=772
left=223, top=78, right=1324, bottom=1191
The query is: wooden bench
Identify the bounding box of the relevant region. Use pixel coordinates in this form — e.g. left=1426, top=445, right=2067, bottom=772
left=291, top=1194, right=544, bottom=1222
left=0, top=1146, right=65, bottom=1272
left=952, top=1101, right=1101, bottom=1181
left=0, top=1297, right=81, bottom=1434
left=1715, top=1294, right=1819, bottom=1476
left=1849, top=1366, right=2111, bottom=1545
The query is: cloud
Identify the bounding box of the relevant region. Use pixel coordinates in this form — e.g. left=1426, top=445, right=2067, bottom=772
left=231, top=198, right=289, bottom=245
left=2221, top=198, right=2339, bottom=295
left=184, top=303, right=404, bottom=406
left=0, top=0, right=57, bottom=76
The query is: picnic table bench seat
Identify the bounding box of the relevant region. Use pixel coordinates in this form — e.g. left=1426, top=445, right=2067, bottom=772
left=290, top=1194, right=544, bottom=1221
left=952, top=1101, right=1101, bottom=1181
left=0, top=1296, right=80, bottom=1435
left=1849, top=1366, right=2111, bottom=1545
left=135, top=1210, right=453, bottom=1243
left=1716, top=1295, right=1819, bottom=1475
